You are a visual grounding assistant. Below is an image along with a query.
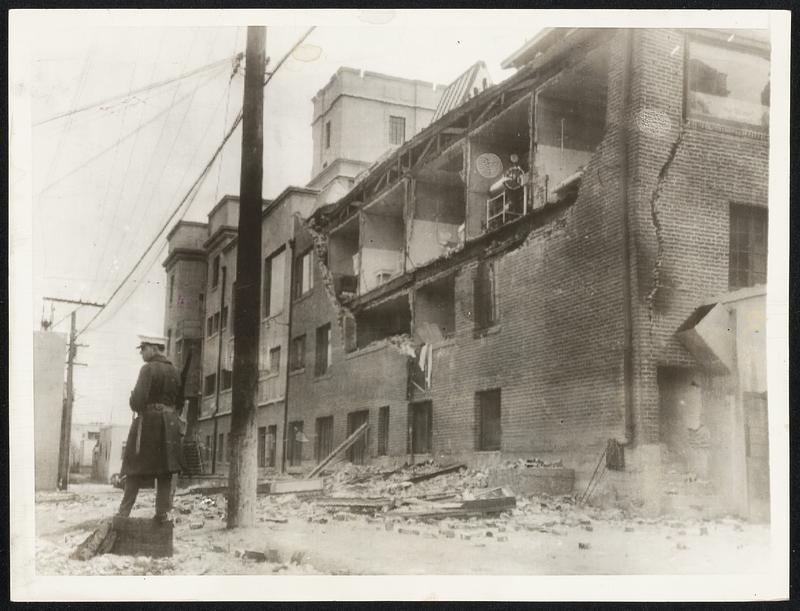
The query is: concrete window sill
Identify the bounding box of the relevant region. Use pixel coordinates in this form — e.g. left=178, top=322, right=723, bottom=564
left=686, top=117, right=768, bottom=141
left=473, top=324, right=502, bottom=339
left=262, top=311, right=285, bottom=324
left=289, top=368, right=305, bottom=377
left=314, top=373, right=333, bottom=382
left=292, top=291, right=314, bottom=305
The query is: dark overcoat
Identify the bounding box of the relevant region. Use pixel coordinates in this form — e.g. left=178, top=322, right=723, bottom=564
left=121, top=354, right=185, bottom=476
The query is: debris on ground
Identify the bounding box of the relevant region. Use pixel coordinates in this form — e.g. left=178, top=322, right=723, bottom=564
left=34, top=459, right=765, bottom=576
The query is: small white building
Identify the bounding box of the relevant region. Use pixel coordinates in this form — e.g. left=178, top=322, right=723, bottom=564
left=94, top=424, right=129, bottom=484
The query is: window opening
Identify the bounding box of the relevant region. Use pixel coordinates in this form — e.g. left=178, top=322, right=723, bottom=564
left=315, top=416, right=334, bottom=463
left=378, top=406, right=390, bottom=456
left=315, top=324, right=332, bottom=376
left=290, top=335, right=306, bottom=371
left=729, top=204, right=767, bottom=289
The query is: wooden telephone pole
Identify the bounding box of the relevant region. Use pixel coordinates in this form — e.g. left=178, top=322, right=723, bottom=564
left=227, top=25, right=265, bottom=528
left=44, top=296, right=104, bottom=490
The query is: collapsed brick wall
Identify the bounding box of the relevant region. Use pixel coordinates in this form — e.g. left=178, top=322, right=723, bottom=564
left=286, top=223, right=410, bottom=464
left=274, top=29, right=769, bottom=483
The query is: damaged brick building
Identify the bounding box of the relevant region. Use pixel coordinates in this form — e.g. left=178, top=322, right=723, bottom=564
left=165, top=28, right=770, bottom=518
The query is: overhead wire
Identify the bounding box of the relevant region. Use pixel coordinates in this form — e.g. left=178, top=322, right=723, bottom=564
left=77, top=25, right=317, bottom=339
left=87, top=37, right=145, bottom=285
left=215, top=27, right=243, bottom=204
left=38, top=31, right=98, bottom=274
left=96, top=73, right=235, bottom=305
left=91, top=29, right=206, bottom=288
left=85, top=29, right=169, bottom=289
left=36, top=64, right=229, bottom=198
left=33, top=52, right=242, bottom=127
left=101, top=29, right=225, bottom=286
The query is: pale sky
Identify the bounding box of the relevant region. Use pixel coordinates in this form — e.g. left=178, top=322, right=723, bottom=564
left=25, top=11, right=541, bottom=425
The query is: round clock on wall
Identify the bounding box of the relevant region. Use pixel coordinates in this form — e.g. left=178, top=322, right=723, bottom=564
left=475, top=152, right=503, bottom=179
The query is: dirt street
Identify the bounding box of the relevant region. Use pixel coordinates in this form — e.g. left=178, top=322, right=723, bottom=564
left=35, top=478, right=771, bottom=576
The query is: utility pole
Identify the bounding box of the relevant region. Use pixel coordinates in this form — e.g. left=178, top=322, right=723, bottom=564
left=44, top=297, right=104, bottom=491
left=227, top=25, right=265, bottom=529
left=57, top=311, right=77, bottom=490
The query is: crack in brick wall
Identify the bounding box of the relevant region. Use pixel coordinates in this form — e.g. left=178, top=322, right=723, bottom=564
left=645, top=124, right=686, bottom=327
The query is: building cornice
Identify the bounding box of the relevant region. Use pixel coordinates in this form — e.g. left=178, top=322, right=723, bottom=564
left=166, top=220, right=208, bottom=242
left=163, top=247, right=206, bottom=269
left=204, top=226, right=238, bottom=251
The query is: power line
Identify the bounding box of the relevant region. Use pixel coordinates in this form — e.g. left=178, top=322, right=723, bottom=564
left=101, top=30, right=226, bottom=286
left=36, top=64, right=228, bottom=197
left=77, top=26, right=317, bottom=339
left=92, top=29, right=210, bottom=288
left=33, top=53, right=242, bottom=127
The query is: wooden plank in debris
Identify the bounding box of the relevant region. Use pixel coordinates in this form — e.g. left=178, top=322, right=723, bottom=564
left=306, top=422, right=369, bottom=479
left=460, top=496, right=517, bottom=513
left=387, top=495, right=516, bottom=520
left=406, top=463, right=466, bottom=484
left=269, top=478, right=324, bottom=495
left=315, top=497, right=392, bottom=509
left=178, top=482, right=273, bottom=496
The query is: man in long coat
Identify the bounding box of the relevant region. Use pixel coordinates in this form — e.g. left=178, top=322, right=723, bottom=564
left=117, top=334, right=185, bottom=522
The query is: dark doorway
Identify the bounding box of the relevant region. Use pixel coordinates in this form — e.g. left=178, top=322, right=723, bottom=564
left=267, top=425, right=277, bottom=468
left=288, top=421, right=304, bottom=467
left=315, top=416, right=334, bottom=463
left=477, top=389, right=501, bottom=451
left=408, top=401, right=433, bottom=455
left=347, top=410, right=370, bottom=465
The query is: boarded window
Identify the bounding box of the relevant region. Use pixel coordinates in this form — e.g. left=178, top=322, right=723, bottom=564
left=474, top=260, right=498, bottom=329
left=267, top=425, right=277, bottom=467
left=347, top=410, right=370, bottom=465
left=169, top=275, right=175, bottom=304
left=729, top=204, right=767, bottom=289
left=221, top=305, right=229, bottom=330
left=204, top=374, right=216, bottom=396
left=166, top=329, right=172, bottom=355
left=217, top=433, right=224, bottom=463
left=325, top=120, right=331, bottom=149
left=263, top=247, right=286, bottom=318
left=269, top=346, right=281, bottom=374
left=476, top=389, right=502, bottom=451
left=389, top=115, right=406, bottom=145
left=207, top=316, right=213, bottom=336
left=686, top=37, right=770, bottom=128
left=408, top=401, right=432, bottom=455
left=288, top=421, right=304, bottom=466
left=257, top=426, right=267, bottom=468
left=315, top=416, right=334, bottom=463
left=315, top=323, right=331, bottom=376
left=290, top=335, right=306, bottom=371
left=377, top=406, right=390, bottom=456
